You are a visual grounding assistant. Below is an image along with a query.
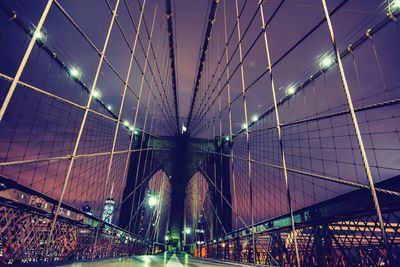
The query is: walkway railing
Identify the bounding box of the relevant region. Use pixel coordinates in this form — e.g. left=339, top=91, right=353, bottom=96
left=0, top=176, right=149, bottom=265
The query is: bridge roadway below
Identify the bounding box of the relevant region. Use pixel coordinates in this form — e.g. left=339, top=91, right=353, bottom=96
left=58, top=253, right=252, bottom=267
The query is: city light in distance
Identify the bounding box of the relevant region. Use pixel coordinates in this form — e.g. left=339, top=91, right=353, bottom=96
left=106, top=104, right=112, bottom=111
left=224, top=136, right=230, bottom=141
left=251, top=115, right=259, bottom=122
left=241, top=123, right=248, bottom=130
left=165, top=236, right=170, bottom=241
left=123, top=120, right=130, bottom=127
left=184, top=228, right=191, bottom=234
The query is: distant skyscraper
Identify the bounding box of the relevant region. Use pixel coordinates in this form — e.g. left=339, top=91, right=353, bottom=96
left=102, top=197, right=115, bottom=224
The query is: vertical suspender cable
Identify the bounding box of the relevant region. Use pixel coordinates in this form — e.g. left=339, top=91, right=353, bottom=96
left=127, top=4, right=157, bottom=231
left=234, top=0, right=256, bottom=263
left=223, top=0, right=238, bottom=232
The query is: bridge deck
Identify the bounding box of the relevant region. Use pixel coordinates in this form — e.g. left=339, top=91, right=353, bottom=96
left=58, top=253, right=252, bottom=267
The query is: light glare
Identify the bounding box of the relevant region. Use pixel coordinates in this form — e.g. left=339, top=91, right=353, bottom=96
left=68, top=67, right=81, bottom=79
left=92, top=89, right=101, bottom=99
left=286, top=86, right=296, bottom=95
left=33, top=30, right=45, bottom=41
left=320, top=55, right=334, bottom=69
left=148, top=195, right=158, bottom=207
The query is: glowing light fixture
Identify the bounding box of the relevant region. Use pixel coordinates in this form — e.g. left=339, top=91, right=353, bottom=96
left=320, top=55, right=335, bottom=69
left=92, top=89, right=101, bottom=99
left=393, top=0, right=400, bottom=9
left=224, top=136, right=230, bottom=142
left=251, top=115, right=259, bottom=122
left=241, top=123, right=248, bottom=130
left=148, top=195, right=158, bottom=207
left=123, top=120, right=130, bottom=127
left=286, top=86, right=296, bottom=96
left=68, top=67, right=81, bottom=79
left=32, top=30, right=45, bottom=42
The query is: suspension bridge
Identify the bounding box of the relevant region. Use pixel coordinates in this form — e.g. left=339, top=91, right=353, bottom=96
left=0, top=0, right=400, bottom=266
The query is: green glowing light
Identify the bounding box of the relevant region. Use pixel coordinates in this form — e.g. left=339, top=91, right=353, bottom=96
left=148, top=195, right=158, bottom=207
left=393, top=0, right=400, bottom=9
